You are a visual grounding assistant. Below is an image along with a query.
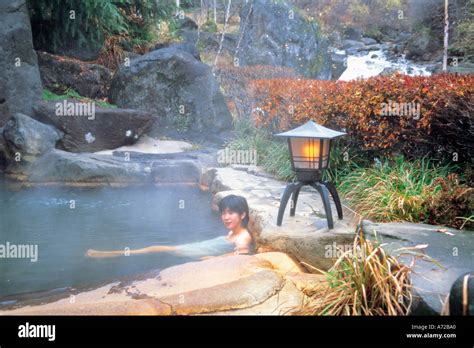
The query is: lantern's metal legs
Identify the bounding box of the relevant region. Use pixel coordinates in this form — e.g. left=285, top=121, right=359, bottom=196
left=310, top=182, right=334, bottom=229
left=322, top=181, right=343, bottom=220
left=289, top=182, right=305, bottom=216
left=277, top=183, right=298, bottom=226
left=277, top=180, right=343, bottom=230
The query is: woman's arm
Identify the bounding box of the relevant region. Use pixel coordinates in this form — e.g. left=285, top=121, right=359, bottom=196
left=200, top=235, right=253, bottom=260
left=86, top=245, right=177, bottom=258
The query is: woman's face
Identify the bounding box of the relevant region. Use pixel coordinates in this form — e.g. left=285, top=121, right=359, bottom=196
left=221, top=208, right=245, bottom=231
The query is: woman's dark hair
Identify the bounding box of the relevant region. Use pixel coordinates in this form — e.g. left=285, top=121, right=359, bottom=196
left=449, top=272, right=474, bottom=315
left=218, top=194, right=249, bottom=228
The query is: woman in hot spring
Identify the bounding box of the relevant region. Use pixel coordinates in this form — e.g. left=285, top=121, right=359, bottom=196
left=85, top=195, right=256, bottom=259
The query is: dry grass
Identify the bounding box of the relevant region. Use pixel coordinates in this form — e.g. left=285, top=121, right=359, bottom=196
left=294, top=229, right=433, bottom=316
left=96, top=34, right=126, bottom=70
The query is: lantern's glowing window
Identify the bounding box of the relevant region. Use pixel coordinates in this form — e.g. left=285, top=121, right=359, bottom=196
left=303, top=142, right=320, bottom=159
left=290, top=138, right=330, bottom=170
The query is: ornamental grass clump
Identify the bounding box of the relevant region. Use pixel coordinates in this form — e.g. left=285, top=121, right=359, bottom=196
left=337, top=157, right=454, bottom=223
left=297, top=231, right=420, bottom=316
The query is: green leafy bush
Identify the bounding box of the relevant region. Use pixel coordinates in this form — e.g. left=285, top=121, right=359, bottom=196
left=201, top=20, right=218, bottom=32
left=28, top=0, right=126, bottom=52
left=450, top=0, right=474, bottom=62
left=27, top=0, right=175, bottom=54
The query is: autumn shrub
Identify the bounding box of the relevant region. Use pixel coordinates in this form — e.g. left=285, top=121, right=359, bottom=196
left=423, top=174, right=474, bottom=230
left=248, top=73, right=474, bottom=163
left=229, top=73, right=473, bottom=228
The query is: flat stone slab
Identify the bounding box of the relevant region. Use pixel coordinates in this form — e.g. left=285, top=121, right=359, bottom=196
left=32, top=100, right=154, bottom=153
left=0, top=252, right=310, bottom=315
left=94, top=136, right=194, bottom=155
left=362, top=220, right=474, bottom=315
left=5, top=148, right=213, bottom=185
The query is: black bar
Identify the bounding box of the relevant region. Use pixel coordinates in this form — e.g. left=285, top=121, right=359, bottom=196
left=0, top=316, right=473, bottom=346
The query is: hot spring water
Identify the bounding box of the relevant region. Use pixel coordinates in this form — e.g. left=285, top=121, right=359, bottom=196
left=0, top=183, right=224, bottom=301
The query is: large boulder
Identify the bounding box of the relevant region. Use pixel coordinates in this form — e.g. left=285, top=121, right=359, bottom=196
left=342, top=27, right=363, bottom=41
left=404, top=28, right=442, bottom=62
left=37, top=51, right=112, bottom=99
left=108, top=47, right=233, bottom=142
left=342, top=39, right=365, bottom=51
left=331, top=52, right=347, bottom=80
left=0, top=0, right=43, bottom=127
left=0, top=253, right=309, bottom=315
left=4, top=147, right=209, bottom=184
left=236, top=0, right=331, bottom=79
left=176, top=16, right=198, bottom=31
left=33, top=38, right=103, bottom=62
left=197, top=32, right=238, bottom=55
left=152, top=42, right=201, bottom=61
left=0, top=126, right=7, bottom=171
left=362, top=220, right=474, bottom=315
left=2, top=113, right=62, bottom=163
left=176, top=16, right=199, bottom=44
left=33, top=100, right=154, bottom=153
left=21, top=149, right=151, bottom=183
left=361, top=37, right=378, bottom=45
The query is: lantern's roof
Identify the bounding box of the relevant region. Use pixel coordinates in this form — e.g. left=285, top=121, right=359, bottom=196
left=274, top=120, right=346, bottom=139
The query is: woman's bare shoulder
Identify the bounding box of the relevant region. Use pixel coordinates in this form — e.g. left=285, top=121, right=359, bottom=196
left=235, top=230, right=252, bottom=245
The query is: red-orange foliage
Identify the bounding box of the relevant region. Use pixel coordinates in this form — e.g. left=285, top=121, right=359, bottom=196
left=248, top=73, right=474, bottom=161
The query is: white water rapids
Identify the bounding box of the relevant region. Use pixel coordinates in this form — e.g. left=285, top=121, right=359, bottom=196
left=337, top=48, right=432, bottom=81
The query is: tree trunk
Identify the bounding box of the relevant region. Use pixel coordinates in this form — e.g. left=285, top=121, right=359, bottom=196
left=213, top=0, right=232, bottom=71
left=234, top=0, right=254, bottom=63
left=213, top=0, right=217, bottom=23
left=443, top=0, right=449, bottom=71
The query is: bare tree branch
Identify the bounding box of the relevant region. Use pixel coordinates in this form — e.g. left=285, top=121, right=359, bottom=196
left=213, top=0, right=232, bottom=71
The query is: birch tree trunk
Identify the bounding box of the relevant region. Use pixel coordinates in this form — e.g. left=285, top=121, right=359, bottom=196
left=443, top=0, right=449, bottom=71
left=213, top=0, right=232, bottom=71
left=213, top=0, right=217, bottom=23
left=234, top=0, right=254, bottom=64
